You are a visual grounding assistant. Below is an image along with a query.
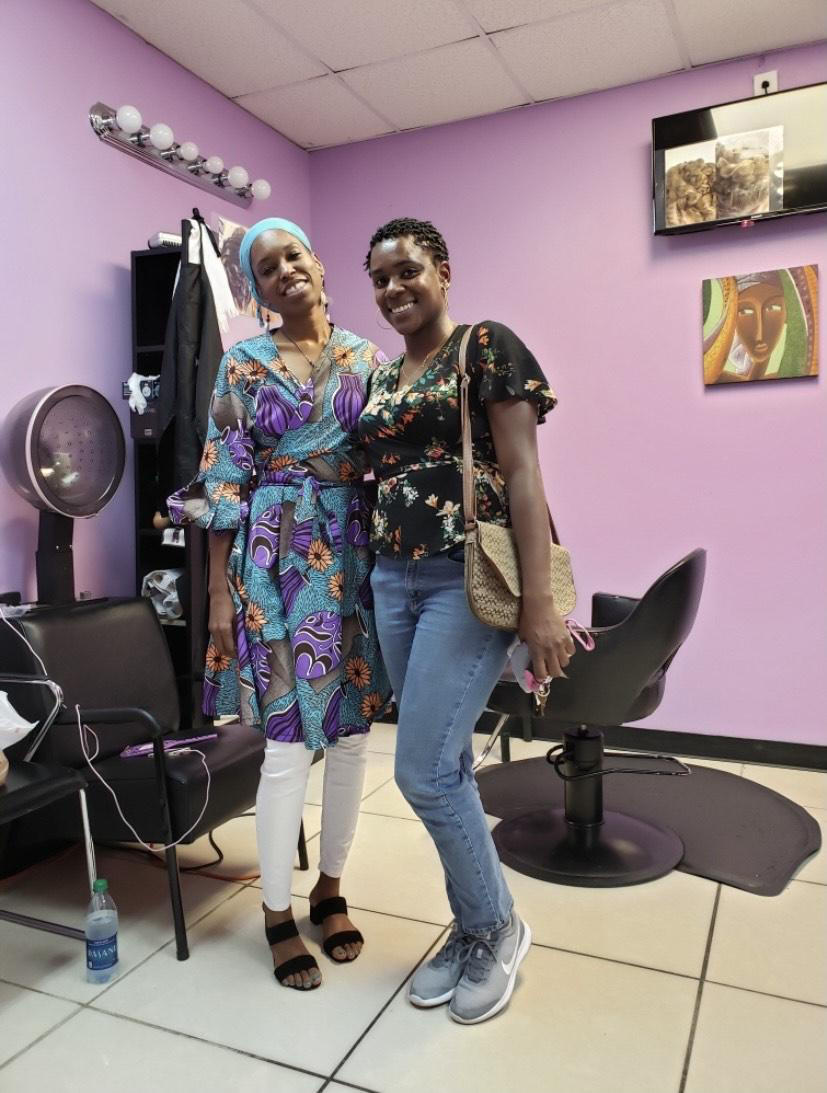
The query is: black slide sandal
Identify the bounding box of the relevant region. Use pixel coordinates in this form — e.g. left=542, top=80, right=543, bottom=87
left=308, top=896, right=364, bottom=962
left=265, top=918, right=321, bottom=989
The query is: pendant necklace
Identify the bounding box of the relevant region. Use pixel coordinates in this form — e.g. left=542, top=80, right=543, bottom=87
left=398, top=325, right=456, bottom=390
left=280, top=326, right=331, bottom=382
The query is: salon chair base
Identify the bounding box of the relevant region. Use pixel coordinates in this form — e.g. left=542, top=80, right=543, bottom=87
left=492, top=808, right=685, bottom=887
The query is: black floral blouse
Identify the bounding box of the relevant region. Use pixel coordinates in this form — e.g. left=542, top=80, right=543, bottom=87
left=358, top=322, right=556, bottom=558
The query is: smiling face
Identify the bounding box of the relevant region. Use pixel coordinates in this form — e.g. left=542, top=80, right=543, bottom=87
left=368, top=236, right=450, bottom=336
left=735, top=281, right=787, bottom=365
left=250, top=229, right=325, bottom=317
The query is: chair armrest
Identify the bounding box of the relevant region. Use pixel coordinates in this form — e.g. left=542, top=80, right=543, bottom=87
left=55, top=707, right=176, bottom=834
left=591, top=593, right=640, bottom=628
left=55, top=706, right=164, bottom=740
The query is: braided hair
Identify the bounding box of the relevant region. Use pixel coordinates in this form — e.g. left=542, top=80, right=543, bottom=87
left=364, top=218, right=449, bottom=271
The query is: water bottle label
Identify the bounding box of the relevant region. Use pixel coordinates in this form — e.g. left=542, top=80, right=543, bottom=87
left=86, top=933, right=118, bottom=971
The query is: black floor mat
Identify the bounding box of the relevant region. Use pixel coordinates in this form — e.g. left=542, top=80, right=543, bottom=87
left=477, top=757, right=822, bottom=896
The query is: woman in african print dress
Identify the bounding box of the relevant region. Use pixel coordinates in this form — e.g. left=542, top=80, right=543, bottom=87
left=168, top=217, right=390, bottom=991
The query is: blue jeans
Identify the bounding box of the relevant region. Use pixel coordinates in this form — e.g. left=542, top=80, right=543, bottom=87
left=371, top=551, right=514, bottom=936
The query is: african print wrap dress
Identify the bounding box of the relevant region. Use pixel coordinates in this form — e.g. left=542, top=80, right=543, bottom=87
left=167, top=326, right=390, bottom=751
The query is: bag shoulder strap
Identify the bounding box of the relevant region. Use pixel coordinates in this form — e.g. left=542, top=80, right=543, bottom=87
left=457, top=325, right=477, bottom=533
left=457, top=323, right=561, bottom=545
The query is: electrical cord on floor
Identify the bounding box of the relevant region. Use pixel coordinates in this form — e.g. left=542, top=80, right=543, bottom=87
left=103, top=812, right=264, bottom=883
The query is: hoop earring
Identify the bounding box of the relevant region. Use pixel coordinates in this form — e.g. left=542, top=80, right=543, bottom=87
left=376, top=309, right=392, bottom=331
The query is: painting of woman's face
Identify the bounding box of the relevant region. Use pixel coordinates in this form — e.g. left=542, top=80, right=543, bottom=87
left=702, top=265, right=819, bottom=386
left=735, top=282, right=787, bottom=365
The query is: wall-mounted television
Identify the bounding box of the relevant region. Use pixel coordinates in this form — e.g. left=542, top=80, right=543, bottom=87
left=652, top=82, right=827, bottom=235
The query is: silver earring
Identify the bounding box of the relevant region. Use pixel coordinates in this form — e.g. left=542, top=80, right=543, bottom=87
left=376, top=309, right=392, bottom=331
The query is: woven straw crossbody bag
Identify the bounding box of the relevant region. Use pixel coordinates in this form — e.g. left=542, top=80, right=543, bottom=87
left=457, top=325, right=576, bottom=632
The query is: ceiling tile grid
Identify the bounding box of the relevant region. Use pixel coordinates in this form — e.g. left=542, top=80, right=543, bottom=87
left=98, top=0, right=325, bottom=97
left=670, top=0, right=827, bottom=66
left=236, top=75, right=393, bottom=148
left=254, top=0, right=476, bottom=71
left=464, top=0, right=612, bottom=34
left=341, top=37, right=528, bottom=131
left=492, top=0, right=686, bottom=102
left=91, top=0, right=827, bottom=149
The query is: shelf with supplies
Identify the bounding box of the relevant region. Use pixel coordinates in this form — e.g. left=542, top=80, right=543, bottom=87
left=131, top=246, right=210, bottom=732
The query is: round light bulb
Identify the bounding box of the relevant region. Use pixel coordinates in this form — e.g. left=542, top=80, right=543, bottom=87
left=227, top=165, right=249, bottom=190
left=251, top=178, right=271, bottom=201
left=149, top=122, right=175, bottom=151
left=178, top=140, right=199, bottom=162
left=115, top=104, right=142, bottom=135
left=205, top=155, right=224, bottom=175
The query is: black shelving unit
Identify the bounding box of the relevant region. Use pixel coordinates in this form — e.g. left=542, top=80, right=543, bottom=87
left=131, top=248, right=209, bottom=731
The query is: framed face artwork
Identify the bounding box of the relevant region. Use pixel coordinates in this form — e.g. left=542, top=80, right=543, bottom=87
left=702, top=265, right=819, bottom=385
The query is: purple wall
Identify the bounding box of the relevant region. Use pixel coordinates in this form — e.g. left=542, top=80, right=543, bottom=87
left=1, top=1, right=824, bottom=745
left=0, top=0, right=309, bottom=601
left=309, top=44, right=827, bottom=745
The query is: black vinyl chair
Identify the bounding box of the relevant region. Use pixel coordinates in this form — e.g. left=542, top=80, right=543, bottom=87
left=0, top=756, right=95, bottom=942
left=477, top=549, right=706, bottom=887
left=0, top=598, right=272, bottom=960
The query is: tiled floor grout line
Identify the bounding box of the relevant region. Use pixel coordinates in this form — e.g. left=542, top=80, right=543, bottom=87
left=4, top=751, right=823, bottom=1086
left=527, top=939, right=703, bottom=983
left=356, top=774, right=398, bottom=805
left=0, top=1004, right=83, bottom=1073
left=678, top=883, right=721, bottom=1093
left=325, top=926, right=452, bottom=1085
left=85, top=1005, right=331, bottom=1083
left=86, top=878, right=252, bottom=1006
left=318, top=1078, right=382, bottom=1093
left=0, top=877, right=251, bottom=1020
left=702, top=979, right=827, bottom=1010
left=358, top=808, right=419, bottom=823
left=0, top=977, right=85, bottom=1005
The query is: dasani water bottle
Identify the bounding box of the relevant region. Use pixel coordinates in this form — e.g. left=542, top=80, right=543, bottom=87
left=85, top=877, right=119, bottom=984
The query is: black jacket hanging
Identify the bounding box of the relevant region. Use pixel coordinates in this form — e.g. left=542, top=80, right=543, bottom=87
left=158, top=215, right=225, bottom=490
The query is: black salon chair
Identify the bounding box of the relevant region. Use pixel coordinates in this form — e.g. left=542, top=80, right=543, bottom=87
left=0, top=755, right=95, bottom=942
left=0, top=598, right=269, bottom=959
left=476, top=549, right=706, bottom=887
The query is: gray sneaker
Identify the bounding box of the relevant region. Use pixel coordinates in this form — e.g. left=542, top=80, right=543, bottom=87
left=448, top=912, right=532, bottom=1025
left=408, top=923, right=474, bottom=1007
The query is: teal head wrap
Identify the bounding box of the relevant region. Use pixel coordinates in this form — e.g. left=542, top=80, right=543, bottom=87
left=239, top=217, right=313, bottom=307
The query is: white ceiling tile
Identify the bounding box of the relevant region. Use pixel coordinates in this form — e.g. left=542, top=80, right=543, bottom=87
left=341, top=38, right=526, bottom=130
left=464, top=0, right=606, bottom=33
left=492, top=0, right=685, bottom=101
left=671, top=0, right=827, bottom=65
left=91, top=0, right=325, bottom=96
left=255, top=0, right=475, bottom=70
left=235, top=76, right=393, bottom=148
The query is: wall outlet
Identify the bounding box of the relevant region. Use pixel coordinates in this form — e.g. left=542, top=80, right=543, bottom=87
left=753, top=70, right=778, bottom=96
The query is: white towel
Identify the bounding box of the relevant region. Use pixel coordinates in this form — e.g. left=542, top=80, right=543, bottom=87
left=187, top=219, right=238, bottom=335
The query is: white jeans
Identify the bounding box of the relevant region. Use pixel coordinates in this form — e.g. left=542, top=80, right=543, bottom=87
left=255, top=734, right=369, bottom=912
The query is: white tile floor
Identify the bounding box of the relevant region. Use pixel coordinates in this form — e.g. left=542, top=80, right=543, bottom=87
left=0, top=726, right=825, bottom=1093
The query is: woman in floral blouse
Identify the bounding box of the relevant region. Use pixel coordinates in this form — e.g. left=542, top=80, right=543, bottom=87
left=169, top=218, right=389, bottom=991
left=359, top=218, right=575, bottom=1025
